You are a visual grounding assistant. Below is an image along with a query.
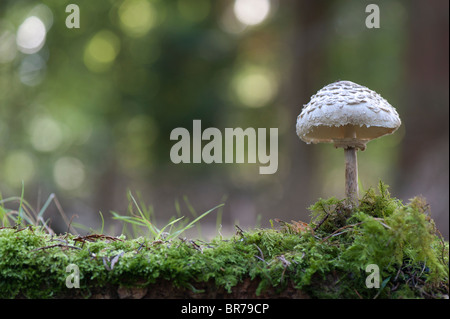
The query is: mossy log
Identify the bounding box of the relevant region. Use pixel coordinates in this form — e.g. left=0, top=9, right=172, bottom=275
left=1, top=184, right=448, bottom=299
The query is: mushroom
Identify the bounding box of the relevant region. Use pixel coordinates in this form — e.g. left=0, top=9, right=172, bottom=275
left=296, top=80, right=401, bottom=205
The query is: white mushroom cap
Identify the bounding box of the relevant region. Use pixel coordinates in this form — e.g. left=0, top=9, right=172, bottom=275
left=296, top=80, right=401, bottom=150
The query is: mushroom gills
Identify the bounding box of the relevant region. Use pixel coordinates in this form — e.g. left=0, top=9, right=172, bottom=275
left=300, top=124, right=397, bottom=150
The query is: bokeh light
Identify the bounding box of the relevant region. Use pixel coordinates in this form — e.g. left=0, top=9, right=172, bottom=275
left=16, top=16, right=47, bottom=54
left=232, top=66, right=278, bottom=108
left=233, top=0, right=271, bottom=26
left=53, top=157, right=86, bottom=191
left=29, top=116, right=63, bottom=152
left=3, top=151, right=35, bottom=187
left=118, top=0, right=157, bottom=38
left=18, top=54, right=46, bottom=86
left=29, top=4, right=54, bottom=31
left=84, top=30, right=120, bottom=72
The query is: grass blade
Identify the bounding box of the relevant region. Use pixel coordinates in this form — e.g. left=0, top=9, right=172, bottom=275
left=168, top=203, right=224, bottom=240
left=157, top=216, right=184, bottom=240
left=98, top=211, right=105, bottom=234
left=38, top=193, right=55, bottom=219
left=129, top=192, right=160, bottom=236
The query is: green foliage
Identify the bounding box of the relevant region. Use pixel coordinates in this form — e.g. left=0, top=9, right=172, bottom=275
left=0, top=184, right=448, bottom=299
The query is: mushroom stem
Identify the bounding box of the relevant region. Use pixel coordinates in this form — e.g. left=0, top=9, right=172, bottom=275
left=344, top=147, right=359, bottom=205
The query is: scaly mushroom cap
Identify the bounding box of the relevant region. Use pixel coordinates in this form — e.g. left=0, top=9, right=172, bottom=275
left=296, top=80, right=401, bottom=150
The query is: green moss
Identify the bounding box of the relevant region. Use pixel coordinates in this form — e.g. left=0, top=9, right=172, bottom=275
left=0, top=183, right=448, bottom=299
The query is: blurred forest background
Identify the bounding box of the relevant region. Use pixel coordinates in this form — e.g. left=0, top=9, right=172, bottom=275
left=0, top=0, right=448, bottom=238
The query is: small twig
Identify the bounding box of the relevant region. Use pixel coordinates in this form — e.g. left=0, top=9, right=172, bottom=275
left=354, top=289, right=363, bottom=299
left=373, top=288, right=383, bottom=299
left=14, top=225, right=33, bottom=233
left=102, top=251, right=126, bottom=271
left=313, top=205, right=332, bottom=231
left=37, top=216, right=55, bottom=235
left=254, top=244, right=265, bottom=263
left=420, top=289, right=433, bottom=298
left=254, top=255, right=267, bottom=264
left=277, top=255, right=291, bottom=283
left=320, top=218, right=390, bottom=243
left=110, top=251, right=124, bottom=270
left=136, top=241, right=146, bottom=253
left=189, top=240, right=203, bottom=253
left=405, top=277, right=412, bottom=286
left=411, top=270, right=417, bottom=287
left=73, top=234, right=123, bottom=245
left=376, top=220, right=391, bottom=229
left=66, top=214, right=79, bottom=235
left=235, top=225, right=245, bottom=236
left=394, top=267, right=402, bottom=282
left=321, top=222, right=363, bottom=243
left=418, top=262, right=427, bottom=278
left=277, top=255, right=291, bottom=267
left=103, top=256, right=110, bottom=270
left=391, top=282, right=400, bottom=292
